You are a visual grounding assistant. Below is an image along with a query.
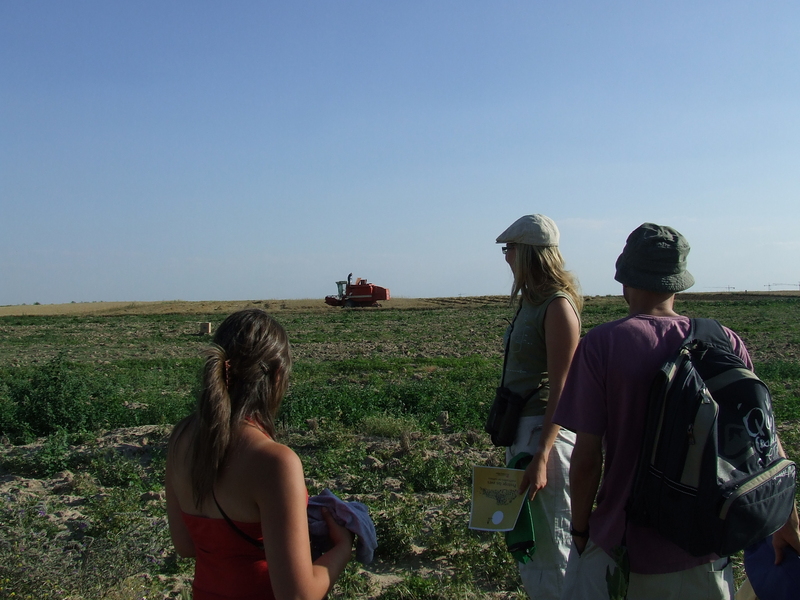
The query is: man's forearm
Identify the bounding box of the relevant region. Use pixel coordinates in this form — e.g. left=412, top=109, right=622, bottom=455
left=570, top=432, right=603, bottom=532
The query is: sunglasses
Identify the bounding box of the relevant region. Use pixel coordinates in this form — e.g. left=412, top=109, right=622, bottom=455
left=501, top=244, right=515, bottom=255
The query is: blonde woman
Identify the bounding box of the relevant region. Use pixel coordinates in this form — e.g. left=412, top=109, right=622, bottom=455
left=495, top=214, right=582, bottom=599
left=166, top=309, right=353, bottom=600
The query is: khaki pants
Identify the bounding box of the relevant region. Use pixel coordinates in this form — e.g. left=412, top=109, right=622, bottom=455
left=561, top=539, right=734, bottom=600
left=507, top=415, right=576, bottom=600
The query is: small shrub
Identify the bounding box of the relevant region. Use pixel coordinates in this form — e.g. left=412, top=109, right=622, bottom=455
left=0, top=429, right=70, bottom=478
left=37, top=429, right=71, bottom=476
left=88, top=451, right=148, bottom=489
left=448, top=530, right=519, bottom=587
left=373, top=502, right=422, bottom=560
left=12, top=354, right=92, bottom=437
left=312, top=426, right=356, bottom=449
left=375, top=575, right=448, bottom=600
left=422, top=501, right=470, bottom=558
left=360, top=413, right=419, bottom=438
left=329, top=562, right=375, bottom=599
left=402, top=453, right=456, bottom=493
left=0, top=380, right=19, bottom=440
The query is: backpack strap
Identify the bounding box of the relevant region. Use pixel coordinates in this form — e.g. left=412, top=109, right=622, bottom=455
left=689, top=318, right=731, bottom=351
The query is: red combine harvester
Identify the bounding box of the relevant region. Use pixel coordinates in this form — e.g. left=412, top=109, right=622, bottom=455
left=324, top=275, right=390, bottom=307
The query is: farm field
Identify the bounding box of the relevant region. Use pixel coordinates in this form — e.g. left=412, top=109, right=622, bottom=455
left=1, top=293, right=799, bottom=599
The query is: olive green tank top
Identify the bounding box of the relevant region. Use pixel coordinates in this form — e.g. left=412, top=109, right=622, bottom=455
left=501, top=292, right=580, bottom=417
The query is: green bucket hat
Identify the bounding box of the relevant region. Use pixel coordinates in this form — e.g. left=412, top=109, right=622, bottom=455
left=614, top=223, right=695, bottom=293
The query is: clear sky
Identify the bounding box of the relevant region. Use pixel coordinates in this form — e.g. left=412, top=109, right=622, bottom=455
left=2, top=1, right=798, bottom=305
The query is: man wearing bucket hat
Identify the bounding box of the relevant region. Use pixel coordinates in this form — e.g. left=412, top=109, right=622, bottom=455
left=552, top=223, right=800, bottom=599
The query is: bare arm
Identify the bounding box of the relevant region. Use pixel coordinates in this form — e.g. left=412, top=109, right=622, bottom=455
left=259, top=446, right=353, bottom=600
left=519, top=297, right=581, bottom=499
left=773, top=505, right=800, bottom=565
left=772, top=435, right=800, bottom=564
left=569, top=432, right=603, bottom=554
left=165, top=447, right=197, bottom=558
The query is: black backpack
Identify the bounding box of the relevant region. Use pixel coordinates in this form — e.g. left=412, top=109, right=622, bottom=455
left=629, top=318, right=797, bottom=557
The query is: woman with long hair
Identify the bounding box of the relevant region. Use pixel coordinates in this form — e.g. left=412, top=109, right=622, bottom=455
left=166, top=309, right=353, bottom=600
left=495, top=214, right=582, bottom=599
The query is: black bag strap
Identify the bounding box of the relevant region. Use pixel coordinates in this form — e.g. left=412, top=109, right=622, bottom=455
left=212, top=488, right=264, bottom=549
left=499, top=303, right=523, bottom=388
left=688, top=318, right=732, bottom=350
left=499, top=303, right=548, bottom=403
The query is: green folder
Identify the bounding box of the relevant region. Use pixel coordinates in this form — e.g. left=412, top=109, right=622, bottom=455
left=506, top=452, right=536, bottom=564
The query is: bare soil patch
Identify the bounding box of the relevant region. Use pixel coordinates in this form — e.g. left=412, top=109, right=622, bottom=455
left=0, top=425, right=508, bottom=599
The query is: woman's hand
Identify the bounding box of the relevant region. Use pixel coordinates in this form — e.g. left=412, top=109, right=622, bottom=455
left=322, top=507, right=355, bottom=551
left=519, top=451, right=548, bottom=501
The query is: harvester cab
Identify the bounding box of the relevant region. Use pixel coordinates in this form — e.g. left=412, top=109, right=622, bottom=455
left=325, top=276, right=390, bottom=308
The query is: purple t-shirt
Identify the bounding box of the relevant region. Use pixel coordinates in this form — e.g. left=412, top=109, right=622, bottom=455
left=553, top=314, right=753, bottom=574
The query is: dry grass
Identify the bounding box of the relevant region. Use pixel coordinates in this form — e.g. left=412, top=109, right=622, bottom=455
left=3, top=291, right=797, bottom=318
left=0, top=296, right=512, bottom=317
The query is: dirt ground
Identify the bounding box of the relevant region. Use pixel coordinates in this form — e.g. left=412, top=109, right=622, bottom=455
left=0, top=425, right=506, bottom=599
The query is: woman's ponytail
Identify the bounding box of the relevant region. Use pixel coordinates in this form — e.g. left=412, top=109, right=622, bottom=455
left=184, top=310, right=292, bottom=509
left=189, top=345, right=234, bottom=508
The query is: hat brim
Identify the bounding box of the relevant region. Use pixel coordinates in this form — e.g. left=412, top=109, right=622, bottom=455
left=613, top=269, right=695, bottom=293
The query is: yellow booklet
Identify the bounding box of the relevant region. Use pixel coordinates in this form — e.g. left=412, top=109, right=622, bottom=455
left=469, top=466, right=528, bottom=532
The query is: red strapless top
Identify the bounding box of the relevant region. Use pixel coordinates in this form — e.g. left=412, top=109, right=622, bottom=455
left=181, top=512, right=274, bottom=600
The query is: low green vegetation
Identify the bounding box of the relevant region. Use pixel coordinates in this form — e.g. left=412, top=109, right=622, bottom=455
left=0, top=294, right=798, bottom=598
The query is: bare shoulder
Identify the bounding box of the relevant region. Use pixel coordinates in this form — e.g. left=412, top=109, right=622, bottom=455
left=546, top=296, right=580, bottom=326
left=212, top=428, right=306, bottom=520
left=236, top=428, right=303, bottom=480
left=167, top=416, right=195, bottom=465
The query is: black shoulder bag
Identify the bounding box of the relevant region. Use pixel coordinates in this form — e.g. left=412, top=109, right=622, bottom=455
left=484, top=306, right=544, bottom=447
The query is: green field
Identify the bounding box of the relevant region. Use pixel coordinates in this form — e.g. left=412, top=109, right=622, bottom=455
left=1, top=294, right=798, bottom=599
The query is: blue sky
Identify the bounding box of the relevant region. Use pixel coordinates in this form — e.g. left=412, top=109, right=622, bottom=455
left=2, top=1, right=798, bottom=305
